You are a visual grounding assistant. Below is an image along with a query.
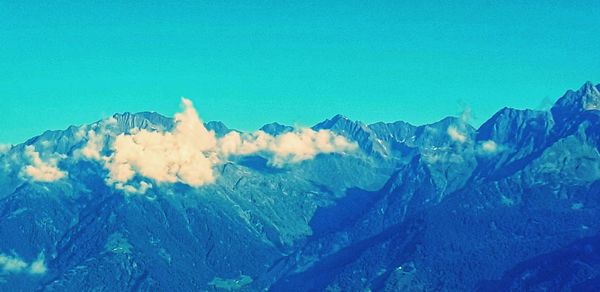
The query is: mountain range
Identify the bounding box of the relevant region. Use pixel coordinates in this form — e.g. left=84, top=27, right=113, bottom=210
left=0, top=81, right=599, bottom=291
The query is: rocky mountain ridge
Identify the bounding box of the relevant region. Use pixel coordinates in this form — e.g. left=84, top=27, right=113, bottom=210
left=0, top=82, right=598, bottom=291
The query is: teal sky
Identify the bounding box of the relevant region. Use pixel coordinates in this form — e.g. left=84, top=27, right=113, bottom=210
left=1, top=1, right=599, bottom=144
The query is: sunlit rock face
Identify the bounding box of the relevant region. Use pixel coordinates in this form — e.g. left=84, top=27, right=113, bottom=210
left=1, top=82, right=599, bottom=291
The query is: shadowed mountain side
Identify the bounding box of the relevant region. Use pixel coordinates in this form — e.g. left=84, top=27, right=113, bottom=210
left=0, top=82, right=599, bottom=290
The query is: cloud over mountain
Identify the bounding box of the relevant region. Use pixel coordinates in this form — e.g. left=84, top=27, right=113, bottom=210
left=20, top=146, right=67, bottom=182
left=218, top=128, right=357, bottom=167
left=480, top=140, right=498, bottom=153
left=0, top=253, right=46, bottom=275
left=0, top=144, right=11, bottom=154
left=104, top=98, right=219, bottom=188
left=447, top=126, right=467, bottom=143
left=81, top=98, right=357, bottom=193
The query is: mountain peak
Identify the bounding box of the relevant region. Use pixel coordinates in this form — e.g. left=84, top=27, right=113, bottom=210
left=331, top=114, right=349, bottom=121
left=319, top=114, right=351, bottom=127
left=476, top=106, right=553, bottom=146
left=313, top=114, right=359, bottom=131
left=259, top=122, right=293, bottom=135
left=427, top=116, right=466, bottom=128
left=578, top=81, right=598, bottom=94
left=111, top=111, right=174, bottom=132
left=552, top=81, right=600, bottom=117
left=204, top=121, right=231, bottom=137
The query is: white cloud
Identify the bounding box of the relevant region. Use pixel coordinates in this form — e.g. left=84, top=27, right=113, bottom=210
left=270, top=129, right=357, bottom=166
left=460, top=106, right=472, bottom=123
left=105, top=116, right=118, bottom=126
left=481, top=140, right=498, bottom=153
left=218, top=128, right=357, bottom=167
left=422, top=152, right=465, bottom=164
left=447, top=126, right=467, bottom=143
left=21, top=145, right=67, bottom=182
left=104, top=98, right=219, bottom=188
left=84, top=98, right=357, bottom=191
left=0, top=254, right=28, bottom=273
left=78, top=130, right=105, bottom=160
left=0, top=252, right=47, bottom=275
left=74, top=127, right=87, bottom=141
left=0, top=144, right=11, bottom=154
left=476, top=139, right=506, bottom=156
left=75, top=117, right=119, bottom=161
left=29, top=254, right=47, bottom=275
left=39, top=140, right=52, bottom=148
left=115, top=181, right=153, bottom=195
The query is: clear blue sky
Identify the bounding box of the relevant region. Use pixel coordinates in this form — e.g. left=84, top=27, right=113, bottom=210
left=1, top=1, right=599, bottom=144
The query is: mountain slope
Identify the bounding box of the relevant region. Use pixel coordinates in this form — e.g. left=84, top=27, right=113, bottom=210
left=0, top=82, right=599, bottom=291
